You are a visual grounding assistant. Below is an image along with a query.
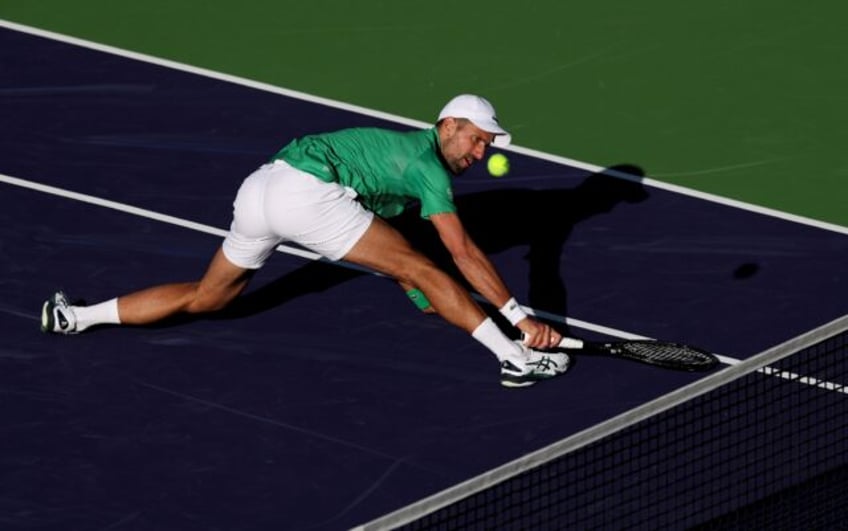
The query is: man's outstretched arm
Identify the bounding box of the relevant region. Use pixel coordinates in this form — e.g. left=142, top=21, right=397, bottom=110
left=429, top=212, right=561, bottom=349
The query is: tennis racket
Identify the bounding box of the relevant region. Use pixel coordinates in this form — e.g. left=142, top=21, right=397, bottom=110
left=554, top=337, right=719, bottom=372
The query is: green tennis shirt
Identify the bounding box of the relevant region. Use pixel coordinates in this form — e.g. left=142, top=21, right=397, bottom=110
left=272, top=127, right=456, bottom=219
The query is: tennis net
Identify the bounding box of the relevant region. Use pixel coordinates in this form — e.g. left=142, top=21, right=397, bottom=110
left=356, top=315, right=848, bottom=530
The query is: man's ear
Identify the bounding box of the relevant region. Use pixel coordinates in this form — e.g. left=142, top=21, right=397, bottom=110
left=440, top=117, right=458, bottom=137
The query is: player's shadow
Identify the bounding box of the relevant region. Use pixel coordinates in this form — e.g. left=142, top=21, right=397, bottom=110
left=207, top=164, right=648, bottom=327
left=389, top=164, right=648, bottom=331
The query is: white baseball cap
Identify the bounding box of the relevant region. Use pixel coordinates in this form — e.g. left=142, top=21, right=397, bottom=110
left=437, top=94, right=511, bottom=146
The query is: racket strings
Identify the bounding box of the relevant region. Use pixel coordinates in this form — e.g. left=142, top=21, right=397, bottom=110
left=579, top=340, right=719, bottom=371
left=630, top=343, right=691, bottom=360
left=625, top=343, right=713, bottom=366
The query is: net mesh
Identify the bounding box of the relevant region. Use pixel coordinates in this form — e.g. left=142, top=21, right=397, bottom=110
left=378, top=324, right=847, bottom=530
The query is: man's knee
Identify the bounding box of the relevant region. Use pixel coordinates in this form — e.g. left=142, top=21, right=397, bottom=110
left=186, top=285, right=238, bottom=314
left=396, top=255, right=450, bottom=289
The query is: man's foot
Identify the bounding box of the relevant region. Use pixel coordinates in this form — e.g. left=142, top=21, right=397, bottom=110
left=40, top=291, right=78, bottom=334
left=500, top=343, right=570, bottom=388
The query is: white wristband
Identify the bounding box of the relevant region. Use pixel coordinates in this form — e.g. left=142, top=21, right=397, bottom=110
left=499, top=297, right=528, bottom=326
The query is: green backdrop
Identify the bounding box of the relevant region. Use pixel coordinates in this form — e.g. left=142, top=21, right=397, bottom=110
left=2, top=0, right=846, bottom=226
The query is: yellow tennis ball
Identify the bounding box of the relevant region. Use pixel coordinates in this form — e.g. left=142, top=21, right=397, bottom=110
left=487, top=153, right=510, bottom=177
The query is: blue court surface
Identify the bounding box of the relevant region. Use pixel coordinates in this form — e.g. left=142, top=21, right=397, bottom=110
left=2, top=27, right=847, bottom=530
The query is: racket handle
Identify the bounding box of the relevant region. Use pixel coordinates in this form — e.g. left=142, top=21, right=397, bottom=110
left=521, top=333, right=585, bottom=349
left=558, top=337, right=585, bottom=349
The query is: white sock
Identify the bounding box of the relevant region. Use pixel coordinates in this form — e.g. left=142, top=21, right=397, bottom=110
left=471, top=317, right=524, bottom=362
left=73, top=298, right=121, bottom=332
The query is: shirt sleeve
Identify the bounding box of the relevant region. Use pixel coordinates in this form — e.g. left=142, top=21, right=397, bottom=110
left=414, top=165, right=457, bottom=219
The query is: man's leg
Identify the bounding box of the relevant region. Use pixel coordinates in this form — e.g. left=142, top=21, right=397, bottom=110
left=43, top=247, right=253, bottom=333
left=117, top=247, right=253, bottom=324
left=342, top=216, right=485, bottom=332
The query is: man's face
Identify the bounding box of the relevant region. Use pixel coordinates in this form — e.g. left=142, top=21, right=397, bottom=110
left=439, top=118, right=496, bottom=175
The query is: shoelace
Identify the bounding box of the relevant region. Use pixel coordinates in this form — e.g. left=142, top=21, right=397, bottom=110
left=527, top=356, right=558, bottom=371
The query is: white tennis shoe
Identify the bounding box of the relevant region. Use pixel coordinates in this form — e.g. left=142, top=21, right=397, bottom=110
left=500, top=341, right=571, bottom=388
left=40, top=290, right=78, bottom=334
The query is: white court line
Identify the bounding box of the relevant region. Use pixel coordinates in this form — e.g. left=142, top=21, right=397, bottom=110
left=1, top=17, right=847, bottom=236
left=0, top=173, right=322, bottom=262
left=758, top=366, right=848, bottom=395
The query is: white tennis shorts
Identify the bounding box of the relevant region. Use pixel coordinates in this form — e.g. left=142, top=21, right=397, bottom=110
left=222, top=160, right=374, bottom=269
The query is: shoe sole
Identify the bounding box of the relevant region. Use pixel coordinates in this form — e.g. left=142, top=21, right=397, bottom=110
left=40, top=300, right=53, bottom=333
left=500, top=372, right=557, bottom=388
left=501, top=379, right=537, bottom=388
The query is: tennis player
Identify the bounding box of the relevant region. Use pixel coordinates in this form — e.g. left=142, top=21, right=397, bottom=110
left=40, top=94, right=570, bottom=388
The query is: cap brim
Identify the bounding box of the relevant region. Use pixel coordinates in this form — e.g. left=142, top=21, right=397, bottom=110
left=470, top=118, right=511, bottom=147
left=491, top=133, right=511, bottom=147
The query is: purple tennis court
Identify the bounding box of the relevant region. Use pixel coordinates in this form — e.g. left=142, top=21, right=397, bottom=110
left=2, top=27, right=846, bottom=530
